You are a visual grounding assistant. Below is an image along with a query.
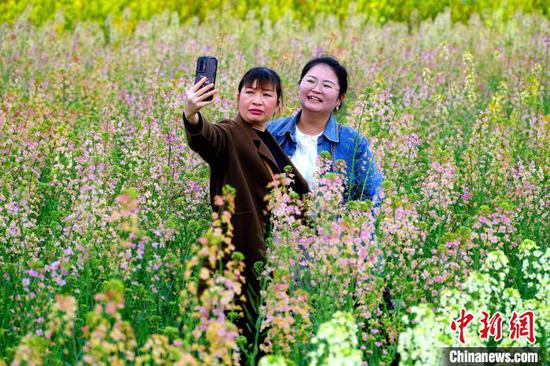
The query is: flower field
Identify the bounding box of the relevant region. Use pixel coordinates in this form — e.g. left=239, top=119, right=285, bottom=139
left=0, top=7, right=549, bottom=366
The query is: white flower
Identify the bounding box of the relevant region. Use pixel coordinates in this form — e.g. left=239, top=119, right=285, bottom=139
left=259, top=355, right=293, bottom=366
left=309, top=312, right=362, bottom=366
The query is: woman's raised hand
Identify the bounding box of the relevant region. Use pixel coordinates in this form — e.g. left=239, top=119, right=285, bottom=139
left=182, top=77, right=218, bottom=123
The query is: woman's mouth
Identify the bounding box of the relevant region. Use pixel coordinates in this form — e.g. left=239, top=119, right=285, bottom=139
left=307, top=96, right=323, bottom=103
left=249, top=109, right=263, bottom=115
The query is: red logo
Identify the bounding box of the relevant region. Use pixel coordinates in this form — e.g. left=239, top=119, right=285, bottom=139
left=509, top=311, right=536, bottom=344
left=479, top=311, right=503, bottom=341
left=450, top=309, right=536, bottom=344
left=450, top=309, right=475, bottom=344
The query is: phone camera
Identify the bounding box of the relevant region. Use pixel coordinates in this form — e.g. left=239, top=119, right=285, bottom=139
left=198, top=60, right=206, bottom=72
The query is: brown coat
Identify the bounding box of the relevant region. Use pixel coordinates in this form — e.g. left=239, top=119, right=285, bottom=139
left=183, top=112, right=309, bottom=287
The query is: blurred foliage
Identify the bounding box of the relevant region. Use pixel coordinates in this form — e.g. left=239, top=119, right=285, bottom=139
left=1, top=0, right=549, bottom=34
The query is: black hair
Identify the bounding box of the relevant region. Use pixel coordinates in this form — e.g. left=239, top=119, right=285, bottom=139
left=299, top=56, right=348, bottom=97
left=238, top=67, right=283, bottom=103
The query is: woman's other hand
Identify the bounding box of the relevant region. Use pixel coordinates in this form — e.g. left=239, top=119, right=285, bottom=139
left=182, top=77, right=218, bottom=124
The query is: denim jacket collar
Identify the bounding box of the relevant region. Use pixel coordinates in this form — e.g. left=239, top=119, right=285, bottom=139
left=276, top=110, right=340, bottom=143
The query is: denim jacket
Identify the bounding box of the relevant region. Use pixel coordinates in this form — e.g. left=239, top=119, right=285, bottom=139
left=267, top=110, right=383, bottom=205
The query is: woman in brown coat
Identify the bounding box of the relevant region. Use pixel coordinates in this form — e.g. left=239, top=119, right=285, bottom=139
left=182, top=67, right=309, bottom=354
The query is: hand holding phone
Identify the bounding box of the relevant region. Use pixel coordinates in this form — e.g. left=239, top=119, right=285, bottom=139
left=183, top=77, right=218, bottom=123
left=182, top=57, right=219, bottom=124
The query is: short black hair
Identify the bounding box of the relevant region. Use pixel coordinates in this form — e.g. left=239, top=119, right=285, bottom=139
left=238, top=67, right=283, bottom=103
left=300, top=56, right=348, bottom=97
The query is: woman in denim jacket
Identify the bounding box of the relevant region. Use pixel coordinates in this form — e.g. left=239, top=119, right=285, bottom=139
left=267, top=56, right=383, bottom=206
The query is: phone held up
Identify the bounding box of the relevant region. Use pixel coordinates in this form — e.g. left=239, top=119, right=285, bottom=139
left=194, top=56, right=218, bottom=101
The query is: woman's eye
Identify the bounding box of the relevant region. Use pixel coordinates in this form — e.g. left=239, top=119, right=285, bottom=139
left=264, top=93, right=273, bottom=97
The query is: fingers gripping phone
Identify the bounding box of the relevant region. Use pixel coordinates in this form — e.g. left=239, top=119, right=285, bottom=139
left=194, top=56, right=218, bottom=101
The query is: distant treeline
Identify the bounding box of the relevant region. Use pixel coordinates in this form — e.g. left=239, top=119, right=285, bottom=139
left=1, top=0, right=548, bottom=31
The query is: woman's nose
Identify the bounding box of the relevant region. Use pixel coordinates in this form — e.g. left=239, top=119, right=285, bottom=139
left=312, top=83, right=323, bottom=93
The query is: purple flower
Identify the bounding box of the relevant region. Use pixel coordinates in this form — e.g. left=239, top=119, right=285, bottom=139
left=28, top=270, right=39, bottom=278
left=8, top=222, right=20, bottom=237
left=5, top=201, right=19, bottom=214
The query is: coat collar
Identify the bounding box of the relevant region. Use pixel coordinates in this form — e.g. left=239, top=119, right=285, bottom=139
left=234, top=113, right=279, bottom=172
left=235, top=113, right=309, bottom=194
left=276, top=110, right=340, bottom=143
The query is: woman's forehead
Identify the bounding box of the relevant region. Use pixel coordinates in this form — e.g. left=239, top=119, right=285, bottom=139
left=244, top=79, right=275, bottom=90
left=305, top=64, right=338, bottom=81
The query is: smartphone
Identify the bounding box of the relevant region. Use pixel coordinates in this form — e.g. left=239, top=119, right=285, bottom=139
left=194, top=56, right=218, bottom=101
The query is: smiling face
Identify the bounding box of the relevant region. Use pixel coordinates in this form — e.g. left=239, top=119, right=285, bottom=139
left=298, top=63, right=343, bottom=114
left=237, top=79, right=280, bottom=128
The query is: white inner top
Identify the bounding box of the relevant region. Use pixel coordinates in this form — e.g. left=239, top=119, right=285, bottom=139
left=291, top=127, right=322, bottom=189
